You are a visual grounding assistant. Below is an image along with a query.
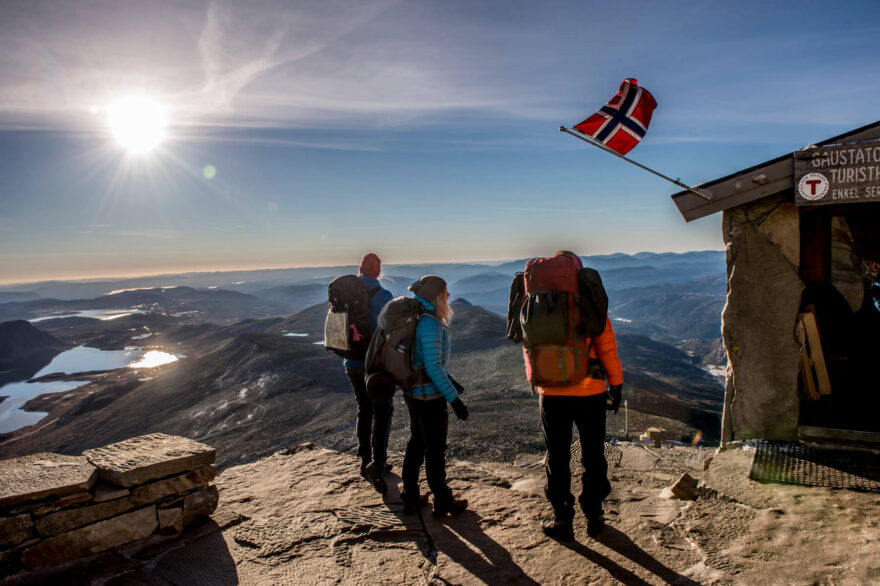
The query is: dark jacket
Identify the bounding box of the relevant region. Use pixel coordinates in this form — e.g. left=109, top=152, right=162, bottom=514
left=343, top=276, right=393, bottom=371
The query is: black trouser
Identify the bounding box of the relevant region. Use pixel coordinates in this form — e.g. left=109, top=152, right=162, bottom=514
left=401, top=395, right=453, bottom=508
left=540, top=393, right=611, bottom=522
left=345, top=370, right=393, bottom=467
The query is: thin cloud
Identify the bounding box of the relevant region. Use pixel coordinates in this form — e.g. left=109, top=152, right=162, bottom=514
left=2, top=1, right=879, bottom=145
left=112, top=229, right=180, bottom=240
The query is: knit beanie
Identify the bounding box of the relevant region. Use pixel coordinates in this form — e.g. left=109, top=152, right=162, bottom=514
left=408, top=275, right=447, bottom=301
left=358, top=253, right=381, bottom=278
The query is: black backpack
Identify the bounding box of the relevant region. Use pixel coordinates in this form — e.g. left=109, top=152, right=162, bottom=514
left=324, top=275, right=379, bottom=360
left=365, top=297, right=431, bottom=396
left=506, top=266, right=608, bottom=344
left=576, top=267, right=609, bottom=338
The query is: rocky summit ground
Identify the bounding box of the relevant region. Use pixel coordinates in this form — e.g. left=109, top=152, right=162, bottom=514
left=8, top=442, right=880, bottom=585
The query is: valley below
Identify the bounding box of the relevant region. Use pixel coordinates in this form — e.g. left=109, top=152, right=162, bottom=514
left=0, top=252, right=727, bottom=469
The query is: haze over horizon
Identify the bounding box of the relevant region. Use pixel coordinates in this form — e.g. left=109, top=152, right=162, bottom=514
left=2, top=0, right=878, bottom=283
left=0, top=248, right=723, bottom=287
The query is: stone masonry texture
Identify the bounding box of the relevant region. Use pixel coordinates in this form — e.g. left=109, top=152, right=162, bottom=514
left=0, top=454, right=97, bottom=509
left=20, top=506, right=158, bottom=569
left=83, top=433, right=216, bottom=487
left=0, top=433, right=218, bottom=578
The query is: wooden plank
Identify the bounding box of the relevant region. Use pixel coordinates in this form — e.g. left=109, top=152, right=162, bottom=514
left=800, top=312, right=832, bottom=395
left=676, top=179, right=792, bottom=221
left=799, top=425, right=880, bottom=452
left=799, top=341, right=820, bottom=401
left=672, top=159, right=793, bottom=221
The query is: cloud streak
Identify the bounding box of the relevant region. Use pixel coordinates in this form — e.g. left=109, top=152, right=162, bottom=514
left=2, top=0, right=880, bottom=147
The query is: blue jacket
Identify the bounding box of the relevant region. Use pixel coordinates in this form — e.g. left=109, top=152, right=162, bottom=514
left=343, top=276, right=393, bottom=371
left=406, top=296, right=459, bottom=403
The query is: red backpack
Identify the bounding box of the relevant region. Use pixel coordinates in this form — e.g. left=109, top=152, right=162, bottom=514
left=506, top=252, right=608, bottom=390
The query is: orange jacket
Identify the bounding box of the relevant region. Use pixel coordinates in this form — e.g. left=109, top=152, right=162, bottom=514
left=537, top=315, right=623, bottom=397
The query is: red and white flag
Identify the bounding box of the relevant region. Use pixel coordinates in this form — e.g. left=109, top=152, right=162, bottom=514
left=573, top=78, right=657, bottom=155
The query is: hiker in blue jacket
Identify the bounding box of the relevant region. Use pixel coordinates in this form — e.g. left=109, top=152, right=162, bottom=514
left=401, top=275, right=470, bottom=517
left=344, top=253, right=394, bottom=487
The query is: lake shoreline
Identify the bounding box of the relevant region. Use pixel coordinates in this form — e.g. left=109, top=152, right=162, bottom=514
left=0, top=345, right=181, bottom=434
left=0, top=361, right=178, bottom=447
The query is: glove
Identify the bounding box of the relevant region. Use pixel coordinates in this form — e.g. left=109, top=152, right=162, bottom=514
left=449, top=375, right=465, bottom=395
left=451, top=398, right=469, bottom=421
left=606, top=385, right=622, bottom=414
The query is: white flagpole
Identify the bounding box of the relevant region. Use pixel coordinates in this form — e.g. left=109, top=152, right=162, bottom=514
left=560, top=127, right=712, bottom=201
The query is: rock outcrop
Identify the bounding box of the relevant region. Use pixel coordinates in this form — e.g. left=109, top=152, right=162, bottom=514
left=0, top=321, right=70, bottom=386
left=0, top=434, right=217, bottom=578
left=722, top=196, right=804, bottom=440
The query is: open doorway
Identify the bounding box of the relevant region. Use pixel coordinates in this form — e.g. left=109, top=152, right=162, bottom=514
left=799, top=203, right=880, bottom=434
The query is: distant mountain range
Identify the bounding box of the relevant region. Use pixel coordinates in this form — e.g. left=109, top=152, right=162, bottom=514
left=0, top=286, right=290, bottom=325
left=0, top=250, right=727, bottom=465
left=0, top=251, right=724, bottom=300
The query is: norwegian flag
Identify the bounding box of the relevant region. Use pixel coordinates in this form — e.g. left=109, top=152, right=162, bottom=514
left=573, top=78, right=657, bottom=155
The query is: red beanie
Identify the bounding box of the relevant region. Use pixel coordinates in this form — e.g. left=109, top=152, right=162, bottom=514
left=358, top=253, right=381, bottom=278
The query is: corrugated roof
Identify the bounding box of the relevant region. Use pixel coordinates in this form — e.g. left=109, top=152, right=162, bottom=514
left=671, top=120, right=880, bottom=222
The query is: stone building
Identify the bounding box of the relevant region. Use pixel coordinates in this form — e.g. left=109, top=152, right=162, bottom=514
left=672, top=121, right=880, bottom=447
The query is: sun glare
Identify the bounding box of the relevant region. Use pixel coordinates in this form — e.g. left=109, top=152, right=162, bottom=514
left=107, top=97, right=167, bottom=154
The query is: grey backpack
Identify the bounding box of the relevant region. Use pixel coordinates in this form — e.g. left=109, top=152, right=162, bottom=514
left=365, top=297, right=431, bottom=394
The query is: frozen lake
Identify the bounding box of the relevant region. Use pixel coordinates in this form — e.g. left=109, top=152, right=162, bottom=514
left=0, top=345, right=180, bottom=433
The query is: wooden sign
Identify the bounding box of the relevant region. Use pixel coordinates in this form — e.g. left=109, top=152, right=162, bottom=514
left=794, top=141, right=880, bottom=206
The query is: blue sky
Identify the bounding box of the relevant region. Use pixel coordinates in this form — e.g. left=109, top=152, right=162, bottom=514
left=2, top=0, right=879, bottom=283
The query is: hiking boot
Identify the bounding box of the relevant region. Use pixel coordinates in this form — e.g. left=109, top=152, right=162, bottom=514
left=363, top=462, right=388, bottom=495
left=379, top=463, right=393, bottom=474
left=586, top=514, right=605, bottom=538
left=432, top=498, right=468, bottom=518
left=359, top=459, right=370, bottom=479
left=542, top=519, right=575, bottom=542
left=402, top=493, right=430, bottom=514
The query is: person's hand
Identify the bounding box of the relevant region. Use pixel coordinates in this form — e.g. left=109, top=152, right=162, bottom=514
left=451, top=398, right=469, bottom=421
left=606, top=385, right=622, bottom=413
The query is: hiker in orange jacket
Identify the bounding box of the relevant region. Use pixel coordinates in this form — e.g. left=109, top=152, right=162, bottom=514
left=538, top=312, right=623, bottom=540
left=509, top=251, right=624, bottom=542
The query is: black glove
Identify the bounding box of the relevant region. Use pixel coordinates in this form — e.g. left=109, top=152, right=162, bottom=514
left=449, top=375, right=465, bottom=395
left=606, top=385, right=622, bottom=413
left=451, top=398, right=469, bottom=421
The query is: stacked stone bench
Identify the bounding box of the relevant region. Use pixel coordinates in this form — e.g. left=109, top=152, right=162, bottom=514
left=0, top=433, right=217, bottom=576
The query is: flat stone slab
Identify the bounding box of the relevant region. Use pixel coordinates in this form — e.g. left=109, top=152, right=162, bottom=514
left=0, top=453, right=97, bottom=509
left=83, top=434, right=216, bottom=488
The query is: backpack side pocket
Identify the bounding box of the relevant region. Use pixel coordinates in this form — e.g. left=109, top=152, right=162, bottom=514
left=505, top=272, right=525, bottom=343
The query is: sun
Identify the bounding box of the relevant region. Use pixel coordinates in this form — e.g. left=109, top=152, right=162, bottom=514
left=106, top=97, right=167, bottom=154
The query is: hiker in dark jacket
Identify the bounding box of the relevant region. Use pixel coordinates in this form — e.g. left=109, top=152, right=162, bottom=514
left=400, top=275, right=470, bottom=517
left=344, top=253, right=394, bottom=486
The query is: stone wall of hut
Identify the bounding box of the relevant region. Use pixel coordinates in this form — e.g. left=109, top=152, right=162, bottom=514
left=721, top=194, right=804, bottom=441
